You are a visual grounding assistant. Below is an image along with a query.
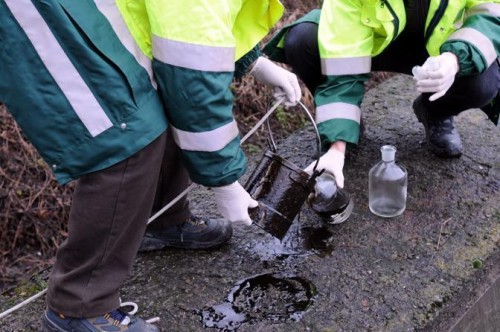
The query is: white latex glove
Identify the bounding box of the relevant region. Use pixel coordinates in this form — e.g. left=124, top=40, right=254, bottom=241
left=304, top=149, right=345, bottom=188
left=212, top=181, right=258, bottom=225
left=250, top=56, right=301, bottom=106
left=413, top=52, right=459, bottom=101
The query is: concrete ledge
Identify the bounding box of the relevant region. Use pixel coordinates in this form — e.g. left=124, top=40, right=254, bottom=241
left=450, top=274, right=500, bottom=332
left=1, top=74, right=499, bottom=331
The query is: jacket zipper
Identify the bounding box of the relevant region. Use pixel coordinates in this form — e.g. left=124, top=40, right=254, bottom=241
left=382, top=0, right=399, bottom=42
left=425, top=0, right=448, bottom=43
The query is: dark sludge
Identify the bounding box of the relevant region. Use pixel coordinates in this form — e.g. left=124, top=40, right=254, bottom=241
left=198, top=273, right=317, bottom=330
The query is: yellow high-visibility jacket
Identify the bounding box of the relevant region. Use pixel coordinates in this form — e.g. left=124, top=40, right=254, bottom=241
left=265, top=0, right=500, bottom=147
left=0, top=0, right=284, bottom=186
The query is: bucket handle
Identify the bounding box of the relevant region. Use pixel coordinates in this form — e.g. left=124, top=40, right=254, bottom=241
left=147, top=98, right=322, bottom=225
left=242, top=97, right=322, bottom=173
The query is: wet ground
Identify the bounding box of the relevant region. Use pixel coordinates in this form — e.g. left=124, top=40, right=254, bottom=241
left=1, top=74, right=499, bottom=331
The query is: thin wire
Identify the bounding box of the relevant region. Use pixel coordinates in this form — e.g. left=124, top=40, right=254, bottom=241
left=0, top=98, right=287, bottom=320
left=0, top=288, right=47, bottom=320
left=0, top=98, right=322, bottom=321
left=148, top=97, right=286, bottom=225
left=297, top=100, right=322, bottom=170
left=147, top=183, right=197, bottom=225
left=240, top=98, right=285, bottom=143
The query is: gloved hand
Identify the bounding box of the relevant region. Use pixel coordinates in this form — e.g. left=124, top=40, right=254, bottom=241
left=414, top=52, right=459, bottom=101
left=304, top=149, right=345, bottom=188
left=250, top=56, right=301, bottom=106
left=212, top=181, right=258, bottom=225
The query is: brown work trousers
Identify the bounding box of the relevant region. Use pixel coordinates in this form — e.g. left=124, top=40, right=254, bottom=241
left=46, top=129, right=191, bottom=317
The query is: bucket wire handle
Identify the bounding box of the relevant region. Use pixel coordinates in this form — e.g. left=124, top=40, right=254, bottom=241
left=0, top=99, right=322, bottom=321
left=148, top=98, right=322, bottom=225
left=298, top=100, right=321, bottom=172
left=263, top=98, right=321, bottom=173
left=149, top=97, right=286, bottom=225
left=239, top=98, right=285, bottom=144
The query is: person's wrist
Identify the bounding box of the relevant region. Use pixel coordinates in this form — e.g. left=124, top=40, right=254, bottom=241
left=442, top=52, right=459, bottom=73
left=212, top=181, right=238, bottom=193
left=248, top=57, right=262, bottom=73
left=330, top=140, right=346, bottom=154
left=249, top=57, right=269, bottom=76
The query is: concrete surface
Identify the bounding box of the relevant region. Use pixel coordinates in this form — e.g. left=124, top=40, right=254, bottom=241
left=1, top=74, right=499, bottom=332
left=449, top=276, right=500, bottom=332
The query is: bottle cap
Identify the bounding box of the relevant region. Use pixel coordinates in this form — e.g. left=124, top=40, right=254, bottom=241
left=381, top=145, right=396, bottom=162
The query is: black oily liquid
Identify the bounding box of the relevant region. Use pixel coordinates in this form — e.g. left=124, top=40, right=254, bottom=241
left=309, top=189, right=350, bottom=218
left=199, top=273, right=317, bottom=331
left=308, top=174, right=350, bottom=218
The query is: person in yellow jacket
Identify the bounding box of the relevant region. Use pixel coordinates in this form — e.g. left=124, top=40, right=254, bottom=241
left=1, top=0, right=300, bottom=331
left=264, top=0, right=499, bottom=189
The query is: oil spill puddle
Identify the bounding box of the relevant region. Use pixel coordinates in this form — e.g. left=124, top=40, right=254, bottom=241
left=299, top=226, right=336, bottom=255
left=199, top=273, right=317, bottom=331
left=244, top=223, right=335, bottom=261
left=244, top=221, right=336, bottom=261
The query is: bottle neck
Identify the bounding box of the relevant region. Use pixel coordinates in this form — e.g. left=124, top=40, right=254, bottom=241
left=380, top=145, right=397, bottom=162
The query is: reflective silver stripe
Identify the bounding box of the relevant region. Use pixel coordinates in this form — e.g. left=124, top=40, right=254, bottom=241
left=448, top=28, right=497, bottom=65
left=316, top=103, right=361, bottom=124
left=466, top=4, right=500, bottom=18
left=321, top=57, right=371, bottom=75
left=5, top=0, right=113, bottom=137
left=94, top=1, right=157, bottom=89
left=171, top=120, right=239, bottom=152
left=152, top=36, right=235, bottom=72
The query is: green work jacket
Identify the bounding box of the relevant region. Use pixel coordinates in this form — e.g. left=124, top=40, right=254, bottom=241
left=0, top=0, right=284, bottom=186
left=138, top=0, right=284, bottom=186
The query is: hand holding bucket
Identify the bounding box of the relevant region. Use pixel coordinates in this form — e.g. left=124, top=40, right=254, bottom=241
left=212, top=181, right=258, bottom=225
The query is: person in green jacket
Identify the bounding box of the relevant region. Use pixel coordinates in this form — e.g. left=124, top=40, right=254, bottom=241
left=264, top=0, right=500, bottom=190
left=0, top=0, right=300, bottom=331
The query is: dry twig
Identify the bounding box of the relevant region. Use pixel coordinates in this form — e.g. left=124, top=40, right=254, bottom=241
left=436, top=218, right=452, bottom=251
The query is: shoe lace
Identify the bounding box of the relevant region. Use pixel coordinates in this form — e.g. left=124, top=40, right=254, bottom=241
left=185, top=215, right=206, bottom=226
left=107, top=309, right=129, bottom=325
left=178, top=216, right=207, bottom=243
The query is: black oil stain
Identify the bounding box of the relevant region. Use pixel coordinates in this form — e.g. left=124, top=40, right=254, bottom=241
left=199, top=273, right=317, bottom=331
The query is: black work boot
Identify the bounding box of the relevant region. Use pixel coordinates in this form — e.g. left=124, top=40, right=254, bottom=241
left=139, top=216, right=233, bottom=251
left=481, top=92, right=500, bottom=125
left=412, top=96, right=463, bottom=158
left=43, top=307, right=158, bottom=332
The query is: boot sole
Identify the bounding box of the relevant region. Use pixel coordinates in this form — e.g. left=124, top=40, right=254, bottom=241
left=42, top=313, right=67, bottom=332
left=139, top=234, right=231, bottom=252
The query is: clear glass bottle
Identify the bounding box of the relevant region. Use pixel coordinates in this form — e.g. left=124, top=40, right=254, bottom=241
left=308, top=173, right=353, bottom=224
left=369, top=145, right=407, bottom=217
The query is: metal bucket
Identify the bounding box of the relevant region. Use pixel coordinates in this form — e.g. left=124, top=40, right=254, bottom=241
left=244, top=101, right=322, bottom=240
left=244, top=151, right=319, bottom=239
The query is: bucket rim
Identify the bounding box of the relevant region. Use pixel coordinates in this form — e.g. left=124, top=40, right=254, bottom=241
left=262, top=150, right=311, bottom=176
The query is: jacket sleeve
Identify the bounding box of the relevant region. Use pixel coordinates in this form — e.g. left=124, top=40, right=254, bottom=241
left=441, top=2, right=500, bottom=76
left=144, top=0, right=247, bottom=187
left=315, top=0, right=373, bottom=147
left=234, top=45, right=261, bottom=80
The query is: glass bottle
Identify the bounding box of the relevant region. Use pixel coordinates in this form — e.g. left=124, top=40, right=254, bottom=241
left=369, top=145, right=407, bottom=217
left=308, top=173, right=353, bottom=224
